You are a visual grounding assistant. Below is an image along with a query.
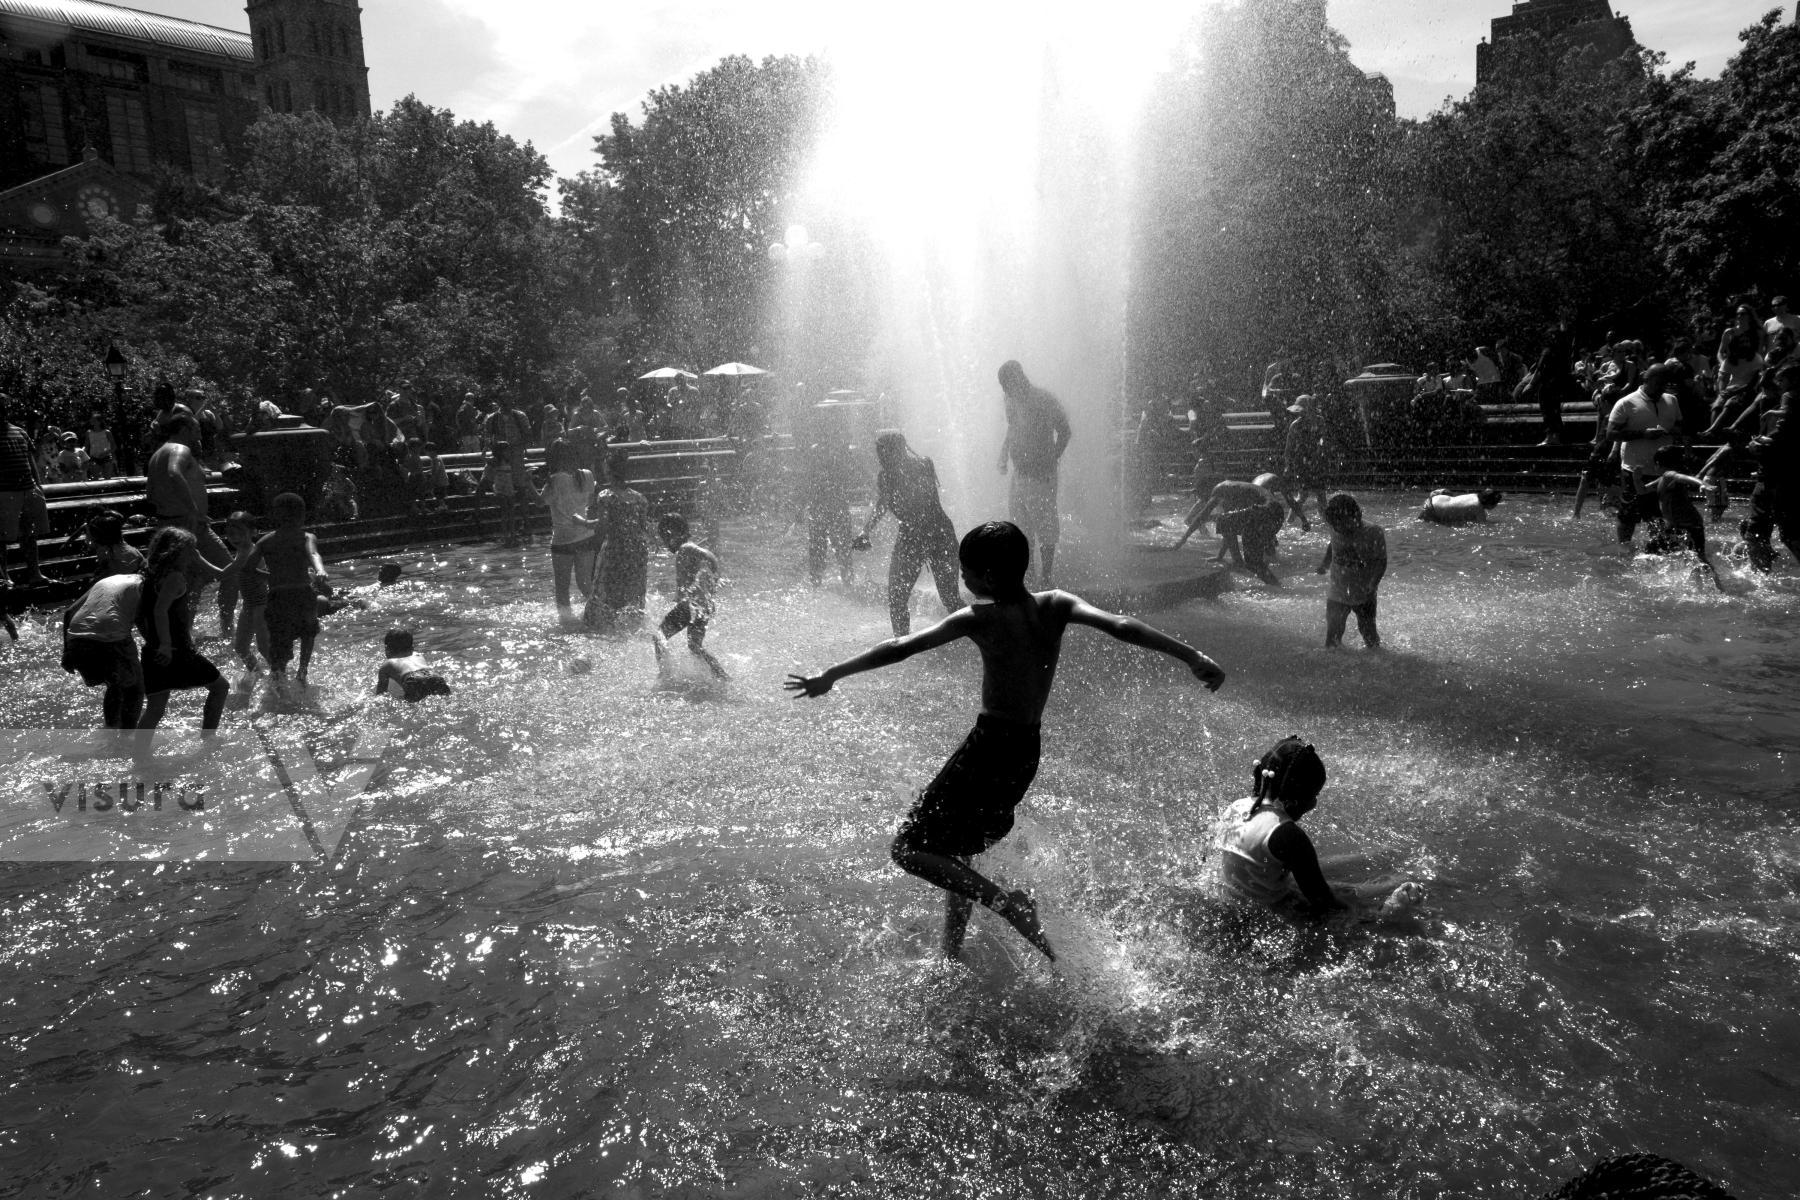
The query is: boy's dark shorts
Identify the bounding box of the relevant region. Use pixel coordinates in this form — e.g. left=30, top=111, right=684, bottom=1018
left=1216, top=500, right=1284, bottom=543
left=265, top=587, right=320, bottom=654
left=659, top=599, right=711, bottom=641
left=62, top=637, right=141, bottom=689
left=142, top=648, right=221, bottom=694
left=895, top=715, right=1042, bottom=859
left=399, top=671, right=452, bottom=703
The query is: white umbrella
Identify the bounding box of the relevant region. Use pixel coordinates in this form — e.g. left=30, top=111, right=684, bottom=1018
left=637, top=367, right=697, bottom=380
left=703, top=362, right=768, bottom=377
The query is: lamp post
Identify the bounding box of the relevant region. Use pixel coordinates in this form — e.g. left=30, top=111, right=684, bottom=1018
left=103, top=342, right=128, bottom=476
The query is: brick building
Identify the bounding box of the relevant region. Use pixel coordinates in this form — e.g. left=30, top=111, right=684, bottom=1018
left=1476, top=0, right=1637, bottom=87
left=0, top=0, right=367, bottom=191
left=0, top=0, right=367, bottom=267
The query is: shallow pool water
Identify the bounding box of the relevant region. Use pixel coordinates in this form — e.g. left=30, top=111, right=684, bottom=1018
left=0, top=492, right=1796, bottom=1198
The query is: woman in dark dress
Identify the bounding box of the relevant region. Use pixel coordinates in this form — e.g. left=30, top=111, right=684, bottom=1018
left=856, top=431, right=963, bottom=636
left=136, top=526, right=230, bottom=731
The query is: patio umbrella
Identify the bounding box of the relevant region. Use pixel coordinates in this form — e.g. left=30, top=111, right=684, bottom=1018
left=703, top=362, right=768, bottom=377
left=636, top=367, right=697, bottom=380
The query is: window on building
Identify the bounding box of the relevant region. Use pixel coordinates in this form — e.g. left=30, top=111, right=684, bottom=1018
left=85, top=44, right=148, bottom=83
left=185, top=103, right=223, bottom=178
left=276, top=21, right=287, bottom=55
left=260, top=26, right=273, bottom=62
left=280, top=80, right=292, bottom=111
left=308, top=22, right=319, bottom=55
left=104, top=91, right=152, bottom=173
left=19, top=82, right=69, bottom=165
left=264, top=82, right=275, bottom=108
left=166, top=60, right=222, bottom=95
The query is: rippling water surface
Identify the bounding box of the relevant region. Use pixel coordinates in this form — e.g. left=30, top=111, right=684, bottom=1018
left=1, top=493, right=1796, bottom=1198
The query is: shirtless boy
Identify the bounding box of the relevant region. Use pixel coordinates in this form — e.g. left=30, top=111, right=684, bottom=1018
left=654, top=513, right=728, bottom=680
left=786, top=520, right=1227, bottom=962
left=242, top=492, right=330, bottom=687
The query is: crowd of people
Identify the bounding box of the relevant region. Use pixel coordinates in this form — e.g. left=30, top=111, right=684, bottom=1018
left=19, top=355, right=1443, bottom=968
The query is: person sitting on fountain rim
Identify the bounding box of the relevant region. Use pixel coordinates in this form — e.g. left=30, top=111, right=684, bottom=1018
left=785, top=520, right=1228, bottom=963
left=1214, top=736, right=1425, bottom=920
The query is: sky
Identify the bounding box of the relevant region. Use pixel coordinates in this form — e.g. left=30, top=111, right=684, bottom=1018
left=147, top=0, right=1785, bottom=185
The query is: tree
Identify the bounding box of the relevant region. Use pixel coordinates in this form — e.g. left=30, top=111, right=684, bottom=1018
left=1127, top=0, right=1403, bottom=404
left=26, top=97, right=582, bottom=418
left=577, top=54, right=831, bottom=368
left=1394, top=38, right=1666, bottom=351
left=1615, top=10, right=1800, bottom=301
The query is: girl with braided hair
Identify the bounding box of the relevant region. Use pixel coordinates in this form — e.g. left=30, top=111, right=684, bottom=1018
left=1213, top=737, right=1424, bottom=919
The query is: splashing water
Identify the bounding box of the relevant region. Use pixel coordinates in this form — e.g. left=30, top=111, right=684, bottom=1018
left=775, top=6, right=1193, bottom=540
left=0, top=494, right=1796, bottom=1196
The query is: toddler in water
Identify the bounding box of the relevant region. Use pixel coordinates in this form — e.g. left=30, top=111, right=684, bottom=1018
left=74, top=510, right=145, bottom=584
left=222, top=511, right=271, bottom=674
left=1214, top=736, right=1424, bottom=919
left=372, top=628, right=452, bottom=702
left=653, top=513, right=728, bottom=680
left=1316, top=492, right=1387, bottom=649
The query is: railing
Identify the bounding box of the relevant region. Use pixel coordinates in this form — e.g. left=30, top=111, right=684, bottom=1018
left=14, top=436, right=771, bottom=597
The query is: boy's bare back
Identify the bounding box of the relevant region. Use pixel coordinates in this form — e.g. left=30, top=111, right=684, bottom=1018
left=962, top=591, right=1075, bottom=724
left=253, top=527, right=318, bottom=592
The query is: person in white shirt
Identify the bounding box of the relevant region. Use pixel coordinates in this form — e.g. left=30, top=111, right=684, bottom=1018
left=1595, top=363, right=1682, bottom=545
left=537, top=439, right=598, bottom=612
left=1213, top=737, right=1424, bottom=920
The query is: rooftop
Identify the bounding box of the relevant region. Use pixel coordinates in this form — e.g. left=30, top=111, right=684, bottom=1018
left=0, top=0, right=252, bottom=62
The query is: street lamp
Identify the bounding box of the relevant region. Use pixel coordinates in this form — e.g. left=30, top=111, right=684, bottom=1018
left=103, top=342, right=128, bottom=476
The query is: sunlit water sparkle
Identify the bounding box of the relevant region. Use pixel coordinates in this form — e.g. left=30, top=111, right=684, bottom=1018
left=0, top=493, right=1796, bottom=1197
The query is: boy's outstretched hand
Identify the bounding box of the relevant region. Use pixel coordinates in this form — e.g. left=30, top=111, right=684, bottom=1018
left=784, top=672, right=833, bottom=699
left=1190, top=658, right=1226, bottom=691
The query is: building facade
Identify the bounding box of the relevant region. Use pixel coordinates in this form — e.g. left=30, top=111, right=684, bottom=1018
left=1476, top=0, right=1636, bottom=86
left=244, top=0, right=368, bottom=126
left=0, top=0, right=367, bottom=193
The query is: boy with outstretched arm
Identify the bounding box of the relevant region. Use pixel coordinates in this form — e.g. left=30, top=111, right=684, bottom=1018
left=786, top=520, right=1227, bottom=963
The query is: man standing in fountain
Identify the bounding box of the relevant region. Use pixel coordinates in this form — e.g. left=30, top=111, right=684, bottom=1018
left=996, top=361, right=1072, bottom=584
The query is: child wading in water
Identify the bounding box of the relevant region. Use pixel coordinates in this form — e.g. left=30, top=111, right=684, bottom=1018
left=243, top=492, right=330, bottom=688
left=1316, top=492, right=1387, bottom=649
left=1214, top=736, right=1424, bottom=919
left=222, top=512, right=271, bottom=675
left=653, top=513, right=728, bottom=680
left=786, top=520, right=1227, bottom=962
